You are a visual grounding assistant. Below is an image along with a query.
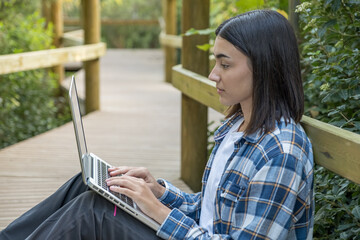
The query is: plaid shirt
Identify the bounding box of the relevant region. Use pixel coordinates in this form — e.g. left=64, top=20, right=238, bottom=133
left=157, top=113, right=314, bottom=240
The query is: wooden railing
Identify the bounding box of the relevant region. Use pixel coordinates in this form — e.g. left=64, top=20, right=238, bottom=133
left=64, top=18, right=159, bottom=26
left=159, top=0, right=181, bottom=83
left=0, top=43, right=105, bottom=75
left=1, top=0, right=105, bottom=114
left=161, top=0, right=360, bottom=191
left=172, top=65, right=360, bottom=187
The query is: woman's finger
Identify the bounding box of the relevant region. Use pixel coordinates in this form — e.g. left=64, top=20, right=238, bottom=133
left=106, top=175, right=171, bottom=224
left=106, top=175, right=143, bottom=192
left=108, top=166, right=132, bottom=176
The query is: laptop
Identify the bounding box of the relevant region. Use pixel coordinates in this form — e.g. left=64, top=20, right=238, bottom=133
left=68, top=76, right=160, bottom=231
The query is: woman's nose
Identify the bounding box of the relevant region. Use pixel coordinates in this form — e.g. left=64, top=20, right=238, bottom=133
left=208, top=68, right=220, bottom=82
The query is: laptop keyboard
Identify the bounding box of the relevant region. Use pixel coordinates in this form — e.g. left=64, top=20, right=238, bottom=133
left=97, top=160, right=134, bottom=207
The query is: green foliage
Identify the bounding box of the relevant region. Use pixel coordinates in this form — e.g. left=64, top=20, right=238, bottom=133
left=314, top=166, right=360, bottom=239
left=297, top=0, right=360, bottom=133
left=297, top=0, right=360, bottom=238
left=188, top=0, right=283, bottom=51
left=0, top=9, right=70, bottom=149
left=210, top=0, right=265, bottom=28
left=0, top=0, right=40, bottom=20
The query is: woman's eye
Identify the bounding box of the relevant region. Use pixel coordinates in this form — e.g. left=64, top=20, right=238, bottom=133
left=221, top=64, right=230, bottom=69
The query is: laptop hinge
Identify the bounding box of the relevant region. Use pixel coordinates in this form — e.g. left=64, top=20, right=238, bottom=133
left=83, top=154, right=93, bottom=180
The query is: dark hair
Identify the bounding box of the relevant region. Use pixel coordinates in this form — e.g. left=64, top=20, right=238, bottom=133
left=216, top=10, right=304, bottom=135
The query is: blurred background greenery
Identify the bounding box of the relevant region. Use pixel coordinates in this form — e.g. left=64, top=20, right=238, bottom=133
left=63, top=0, right=162, bottom=48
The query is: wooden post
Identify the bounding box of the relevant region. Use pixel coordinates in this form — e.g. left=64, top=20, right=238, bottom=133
left=42, top=0, right=51, bottom=26
left=180, top=0, right=210, bottom=191
left=288, top=0, right=300, bottom=37
left=51, top=0, right=64, bottom=84
left=162, top=0, right=177, bottom=83
left=82, top=0, right=101, bottom=113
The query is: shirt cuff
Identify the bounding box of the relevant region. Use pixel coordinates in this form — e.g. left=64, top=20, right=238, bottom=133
left=156, top=178, right=183, bottom=209
left=156, top=178, right=170, bottom=202
left=157, top=208, right=196, bottom=240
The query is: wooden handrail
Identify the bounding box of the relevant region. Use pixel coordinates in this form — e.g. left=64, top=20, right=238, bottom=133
left=159, top=31, right=182, bottom=48
left=64, top=18, right=159, bottom=26
left=161, top=0, right=177, bottom=83
left=0, top=43, right=106, bottom=75
left=172, top=64, right=360, bottom=185
left=62, top=29, right=84, bottom=46
left=172, top=65, right=225, bottom=113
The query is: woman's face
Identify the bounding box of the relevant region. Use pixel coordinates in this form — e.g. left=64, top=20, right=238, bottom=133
left=209, top=36, right=253, bottom=108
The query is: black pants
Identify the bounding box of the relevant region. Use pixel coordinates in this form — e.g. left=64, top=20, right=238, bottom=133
left=0, top=173, right=161, bottom=240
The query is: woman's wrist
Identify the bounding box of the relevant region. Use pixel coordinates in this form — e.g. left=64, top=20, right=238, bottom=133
left=152, top=202, right=171, bottom=224
left=153, top=180, right=166, bottom=199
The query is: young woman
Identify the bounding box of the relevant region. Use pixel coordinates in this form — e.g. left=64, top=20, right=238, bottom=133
left=0, top=9, right=314, bottom=240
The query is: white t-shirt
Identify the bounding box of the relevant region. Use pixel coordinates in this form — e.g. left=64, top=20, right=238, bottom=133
left=199, top=118, right=244, bottom=235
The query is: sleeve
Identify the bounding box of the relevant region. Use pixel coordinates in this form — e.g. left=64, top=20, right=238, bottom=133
left=156, top=178, right=202, bottom=218
left=157, top=153, right=311, bottom=240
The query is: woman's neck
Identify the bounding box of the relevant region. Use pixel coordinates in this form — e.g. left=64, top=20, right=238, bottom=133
left=238, top=102, right=252, bottom=132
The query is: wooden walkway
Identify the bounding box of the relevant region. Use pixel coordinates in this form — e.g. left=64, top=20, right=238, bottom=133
left=0, top=50, right=219, bottom=230
left=0, top=49, right=222, bottom=230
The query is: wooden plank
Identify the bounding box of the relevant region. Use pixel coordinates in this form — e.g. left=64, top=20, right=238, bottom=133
left=51, top=0, right=64, bottom=48
left=162, top=0, right=177, bottom=83
left=64, top=18, right=159, bottom=26
left=182, top=0, right=210, bottom=76
left=41, top=0, right=51, bottom=26
left=172, top=65, right=360, bottom=184
left=301, top=116, right=360, bottom=184
left=288, top=0, right=300, bottom=37
left=180, top=0, right=210, bottom=192
left=62, top=30, right=84, bottom=47
left=83, top=0, right=100, bottom=44
left=83, top=0, right=101, bottom=113
left=51, top=0, right=65, bottom=83
left=0, top=43, right=106, bottom=75
left=159, top=32, right=182, bottom=48
left=172, top=65, right=226, bottom=114
left=181, top=94, right=208, bottom=191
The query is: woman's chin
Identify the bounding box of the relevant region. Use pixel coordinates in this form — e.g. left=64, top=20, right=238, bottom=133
left=219, top=97, right=233, bottom=107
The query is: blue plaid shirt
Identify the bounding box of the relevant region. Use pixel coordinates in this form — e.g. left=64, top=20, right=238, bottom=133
left=157, top=113, right=314, bottom=240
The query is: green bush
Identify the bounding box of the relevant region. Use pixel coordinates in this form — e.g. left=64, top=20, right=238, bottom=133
left=0, top=10, right=70, bottom=149
left=0, top=0, right=40, bottom=21
left=297, top=0, right=360, bottom=239
left=313, top=166, right=360, bottom=239
left=297, top=0, right=360, bottom=133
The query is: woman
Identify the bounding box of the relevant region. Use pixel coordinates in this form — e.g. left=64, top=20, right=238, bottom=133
left=0, top=9, right=314, bottom=240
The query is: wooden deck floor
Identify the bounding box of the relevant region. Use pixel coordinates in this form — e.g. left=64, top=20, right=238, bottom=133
left=0, top=49, right=222, bottom=230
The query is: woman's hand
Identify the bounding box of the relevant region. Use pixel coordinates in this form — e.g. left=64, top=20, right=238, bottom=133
left=105, top=175, right=171, bottom=224
left=108, top=166, right=165, bottom=198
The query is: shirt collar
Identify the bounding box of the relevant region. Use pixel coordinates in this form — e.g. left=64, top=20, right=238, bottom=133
left=214, top=111, right=243, bottom=142
left=243, top=128, right=265, bottom=143
left=214, top=111, right=268, bottom=144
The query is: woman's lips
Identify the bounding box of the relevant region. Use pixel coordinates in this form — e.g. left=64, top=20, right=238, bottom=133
left=216, top=87, right=225, bottom=94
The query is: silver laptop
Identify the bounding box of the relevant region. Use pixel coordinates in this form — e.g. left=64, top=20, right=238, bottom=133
left=68, top=76, right=160, bottom=231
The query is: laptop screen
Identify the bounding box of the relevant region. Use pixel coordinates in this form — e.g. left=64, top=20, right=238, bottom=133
left=69, top=76, right=88, bottom=161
